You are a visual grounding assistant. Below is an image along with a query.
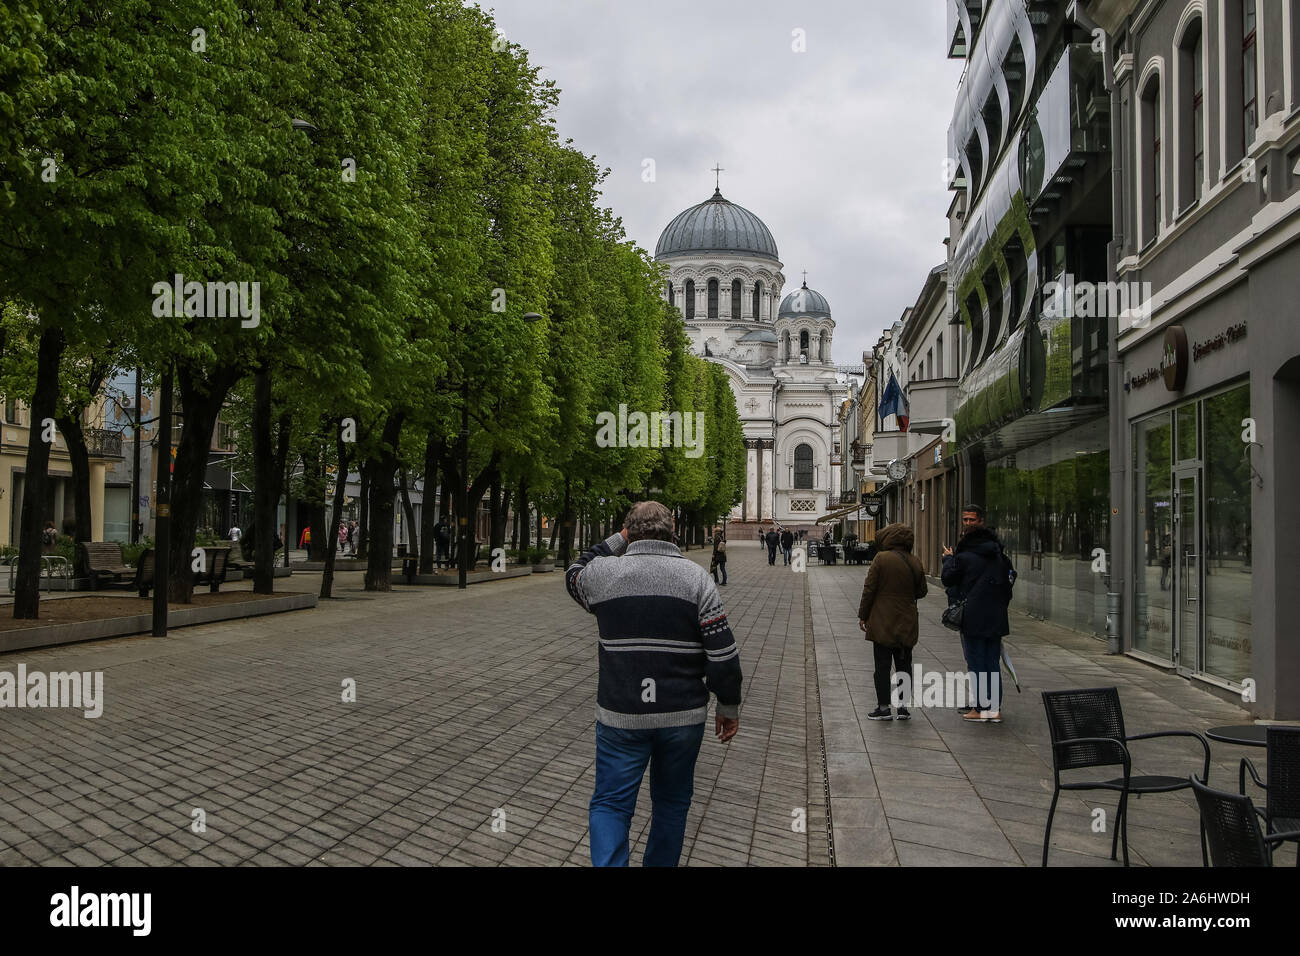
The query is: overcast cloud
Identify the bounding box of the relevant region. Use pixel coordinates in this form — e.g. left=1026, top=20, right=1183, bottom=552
left=482, top=0, right=964, bottom=366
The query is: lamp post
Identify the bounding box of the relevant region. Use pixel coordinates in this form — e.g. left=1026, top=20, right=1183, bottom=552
left=853, top=460, right=865, bottom=542
left=458, top=311, right=544, bottom=589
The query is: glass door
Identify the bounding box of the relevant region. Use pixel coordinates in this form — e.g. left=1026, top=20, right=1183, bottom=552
left=1172, top=468, right=1202, bottom=675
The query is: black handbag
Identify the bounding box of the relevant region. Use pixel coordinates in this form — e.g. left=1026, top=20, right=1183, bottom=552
left=941, top=553, right=997, bottom=632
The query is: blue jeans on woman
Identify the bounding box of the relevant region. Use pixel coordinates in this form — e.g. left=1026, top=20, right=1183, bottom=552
left=589, top=721, right=705, bottom=866
left=962, top=632, right=1003, bottom=710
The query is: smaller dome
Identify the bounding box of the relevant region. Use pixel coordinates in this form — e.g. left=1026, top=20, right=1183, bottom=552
left=738, top=329, right=778, bottom=344
left=779, top=281, right=831, bottom=318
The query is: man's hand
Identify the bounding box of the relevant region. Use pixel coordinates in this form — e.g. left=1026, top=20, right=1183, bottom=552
left=858, top=619, right=868, bottom=633
left=715, top=715, right=738, bottom=743
left=620, top=526, right=628, bottom=542
left=942, top=545, right=953, bottom=556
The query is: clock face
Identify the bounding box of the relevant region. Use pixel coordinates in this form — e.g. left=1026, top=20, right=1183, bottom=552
left=887, top=459, right=907, bottom=481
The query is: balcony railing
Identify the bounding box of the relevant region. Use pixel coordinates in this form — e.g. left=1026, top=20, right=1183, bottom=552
left=87, top=427, right=124, bottom=459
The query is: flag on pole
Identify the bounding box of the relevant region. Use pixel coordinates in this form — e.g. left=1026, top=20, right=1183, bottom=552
left=879, top=372, right=910, bottom=431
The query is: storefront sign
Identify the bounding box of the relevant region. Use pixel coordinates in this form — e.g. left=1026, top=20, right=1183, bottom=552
left=861, top=494, right=883, bottom=517
left=1161, top=325, right=1188, bottom=391
left=1193, top=321, right=1247, bottom=361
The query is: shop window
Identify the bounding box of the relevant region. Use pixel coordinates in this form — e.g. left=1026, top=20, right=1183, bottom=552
left=1133, top=413, right=1174, bottom=661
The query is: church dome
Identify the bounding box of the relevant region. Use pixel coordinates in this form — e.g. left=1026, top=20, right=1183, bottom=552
left=655, top=189, right=779, bottom=262
left=738, top=328, right=778, bottom=344
left=779, top=281, right=831, bottom=318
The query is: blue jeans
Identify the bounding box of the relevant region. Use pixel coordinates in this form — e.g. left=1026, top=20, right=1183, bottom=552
left=963, top=633, right=1003, bottom=710
left=590, top=721, right=705, bottom=867
left=712, top=559, right=727, bottom=584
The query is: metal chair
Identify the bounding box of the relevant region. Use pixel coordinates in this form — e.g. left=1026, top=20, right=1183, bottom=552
left=1192, top=776, right=1300, bottom=867
left=1041, top=687, right=1210, bottom=866
left=1239, top=726, right=1300, bottom=866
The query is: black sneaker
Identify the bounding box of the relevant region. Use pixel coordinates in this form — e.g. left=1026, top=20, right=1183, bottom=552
left=866, top=707, right=893, bottom=720
left=895, top=707, right=911, bottom=720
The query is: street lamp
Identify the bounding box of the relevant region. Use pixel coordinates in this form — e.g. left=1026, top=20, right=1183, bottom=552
left=852, top=459, right=865, bottom=542
left=458, top=311, right=544, bottom=589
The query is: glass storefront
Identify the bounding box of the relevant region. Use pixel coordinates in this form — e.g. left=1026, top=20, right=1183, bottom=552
left=1131, top=382, right=1251, bottom=684
left=985, top=416, right=1110, bottom=635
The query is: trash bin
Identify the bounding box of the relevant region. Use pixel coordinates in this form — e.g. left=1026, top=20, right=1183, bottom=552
left=402, top=557, right=417, bottom=583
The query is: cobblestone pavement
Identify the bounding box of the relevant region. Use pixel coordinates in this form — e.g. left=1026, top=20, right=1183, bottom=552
left=0, top=544, right=826, bottom=867
left=808, top=559, right=1287, bottom=867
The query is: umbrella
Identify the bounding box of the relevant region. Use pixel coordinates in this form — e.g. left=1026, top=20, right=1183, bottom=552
left=1000, top=647, right=1022, bottom=693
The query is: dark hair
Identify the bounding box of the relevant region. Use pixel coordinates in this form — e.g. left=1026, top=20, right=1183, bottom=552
left=961, top=503, right=985, bottom=519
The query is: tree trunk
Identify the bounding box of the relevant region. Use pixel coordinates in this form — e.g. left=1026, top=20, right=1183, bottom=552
left=516, top=479, right=528, bottom=552
left=12, top=327, right=65, bottom=619
left=364, top=412, right=404, bottom=591
left=252, top=365, right=276, bottom=594
left=488, top=468, right=505, bottom=556
left=418, top=433, right=441, bottom=575
left=357, top=467, right=369, bottom=560
left=399, top=467, right=418, bottom=566
left=169, top=363, right=240, bottom=602
left=320, top=420, right=350, bottom=600
left=559, top=477, right=573, bottom=566
left=538, top=502, right=545, bottom=557
left=53, top=412, right=92, bottom=572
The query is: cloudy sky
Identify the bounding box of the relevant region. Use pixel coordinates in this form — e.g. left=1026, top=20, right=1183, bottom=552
left=483, top=0, right=964, bottom=366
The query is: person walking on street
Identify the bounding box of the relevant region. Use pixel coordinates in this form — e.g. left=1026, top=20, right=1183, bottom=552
left=566, top=501, right=742, bottom=867
left=711, top=532, right=728, bottom=586
left=765, top=526, right=779, bottom=565
left=433, top=515, right=451, bottom=569
left=941, top=504, right=1014, bottom=723
left=858, top=524, right=927, bottom=720
left=780, top=527, right=794, bottom=566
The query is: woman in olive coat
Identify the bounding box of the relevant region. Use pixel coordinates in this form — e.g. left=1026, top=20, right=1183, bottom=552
left=857, top=523, right=927, bottom=720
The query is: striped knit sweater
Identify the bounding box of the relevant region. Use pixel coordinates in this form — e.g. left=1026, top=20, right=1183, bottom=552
left=566, top=532, right=742, bottom=729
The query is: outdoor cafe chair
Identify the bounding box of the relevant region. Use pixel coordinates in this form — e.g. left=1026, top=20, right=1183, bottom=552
left=1041, top=687, right=1210, bottom=866
left=1192, top=776, right=1300, bottom=867
left=1239, top=726, right=1300, bottom=865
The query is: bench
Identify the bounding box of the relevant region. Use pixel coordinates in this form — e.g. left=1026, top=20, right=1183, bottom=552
left=87, top=547, right=154, bottom=596
left=81, top=541, right=135, bottom=589
left=194, top=547, right=231, bottom=593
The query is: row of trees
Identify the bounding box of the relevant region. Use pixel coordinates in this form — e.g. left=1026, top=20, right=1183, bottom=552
left=0, top=0, right=744, bottom=617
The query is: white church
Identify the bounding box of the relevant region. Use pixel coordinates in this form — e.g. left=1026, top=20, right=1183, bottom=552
left=655, top=184, right=848, bottom=530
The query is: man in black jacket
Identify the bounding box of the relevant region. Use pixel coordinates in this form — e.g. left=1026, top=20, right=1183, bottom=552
left=780, top=527, right=794, bottom=565
left=765, top=526, right=779, bottom=565
left=941, top=504, right=1012, bottom=722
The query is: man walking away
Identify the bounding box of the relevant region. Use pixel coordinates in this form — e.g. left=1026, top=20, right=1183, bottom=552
left=858, top=524, right=927, bottom=720
left=433, top=515, right=451, bottom=570
left=765, top=526, right=779, bottom=565
left=780, top=527, right=794, bottom=566
left=566, top=501, right=742, bottom=867
left=941, top=504, right=1014, bottom=722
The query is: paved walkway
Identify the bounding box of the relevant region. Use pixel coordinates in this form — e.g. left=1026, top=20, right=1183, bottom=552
left=808, top=559, right=1278, bottom=867
left=0, top=543, right=824, bottom=867
left=0, top=541, right=1285, bottom=866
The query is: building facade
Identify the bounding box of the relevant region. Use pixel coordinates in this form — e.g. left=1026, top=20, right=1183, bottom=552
left=656, top=187, right=849, bottom=527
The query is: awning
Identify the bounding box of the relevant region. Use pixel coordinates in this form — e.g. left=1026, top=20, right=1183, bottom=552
left=815, top=504, right=862, bottom=524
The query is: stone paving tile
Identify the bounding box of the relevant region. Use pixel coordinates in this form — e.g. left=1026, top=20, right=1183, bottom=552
left=810, top=559, right=1261, bottom=867
left=0, top=545, right=816, bottom=867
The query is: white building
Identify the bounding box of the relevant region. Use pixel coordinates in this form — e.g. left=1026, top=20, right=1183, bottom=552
left=655, top=186, right=849, bottom=527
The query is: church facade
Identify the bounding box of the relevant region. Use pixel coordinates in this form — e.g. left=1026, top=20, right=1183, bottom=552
left=655, top=187, right=848, bottom=527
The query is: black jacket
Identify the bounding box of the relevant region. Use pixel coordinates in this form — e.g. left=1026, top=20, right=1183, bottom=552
left=780, top=530, right=793, bottom=549
left=765, top=531, right=779, bottom=549
left=940, top=526, right=1010, bottom=639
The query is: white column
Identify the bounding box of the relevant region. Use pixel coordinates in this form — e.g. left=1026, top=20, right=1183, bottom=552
left=763, top=448, right=775, bottom=519
left=745, top=445, right=758, bottom=519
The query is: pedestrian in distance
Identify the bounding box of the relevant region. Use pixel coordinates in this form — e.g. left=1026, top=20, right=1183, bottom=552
left=941, top=504, right=1015, bottom=723
left=433, top=515, right=451, bottom=569
left=228, top=524, right=242, bottom=543
left=566, top=501, right=742, bottom=867
left=858, top=524, right=927, bottom=720
left=711, top=532, right=728, bottom=586
left=780, top=527, right=794, bottom=566
left=765, top=526, right=779, bottom=565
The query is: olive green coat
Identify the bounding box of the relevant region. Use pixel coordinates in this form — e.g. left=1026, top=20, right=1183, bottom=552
left=857, top=524, right=928, bottom=648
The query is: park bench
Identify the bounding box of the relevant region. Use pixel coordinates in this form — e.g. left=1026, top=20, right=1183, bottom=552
left=81, top=541, right=134, bottom=589
left=194, top=547, right=231, bottom=593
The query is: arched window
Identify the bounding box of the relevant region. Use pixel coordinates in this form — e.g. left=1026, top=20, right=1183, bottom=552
left=818, top=330, right=827, bottom=362
left=794, top=444, right=814, bottom=489
left=707, top=278, right=719, bottom=319
left=753, top=281, right=763, bottom=320
left=1225, top=2, right=1259, bottom=170
left=1177, top=19, right=1205, bottom=210
left=1140, top=73, right=1163, bottom=244
left=667, top=281, right=675, bottom=308
left=799, top=329, right=809, bottom=358
left=685, top=279, right=695, bottom=321
left=782, top=330, right=790, bottom=361
left=731, top=279, right=741, bottom=320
